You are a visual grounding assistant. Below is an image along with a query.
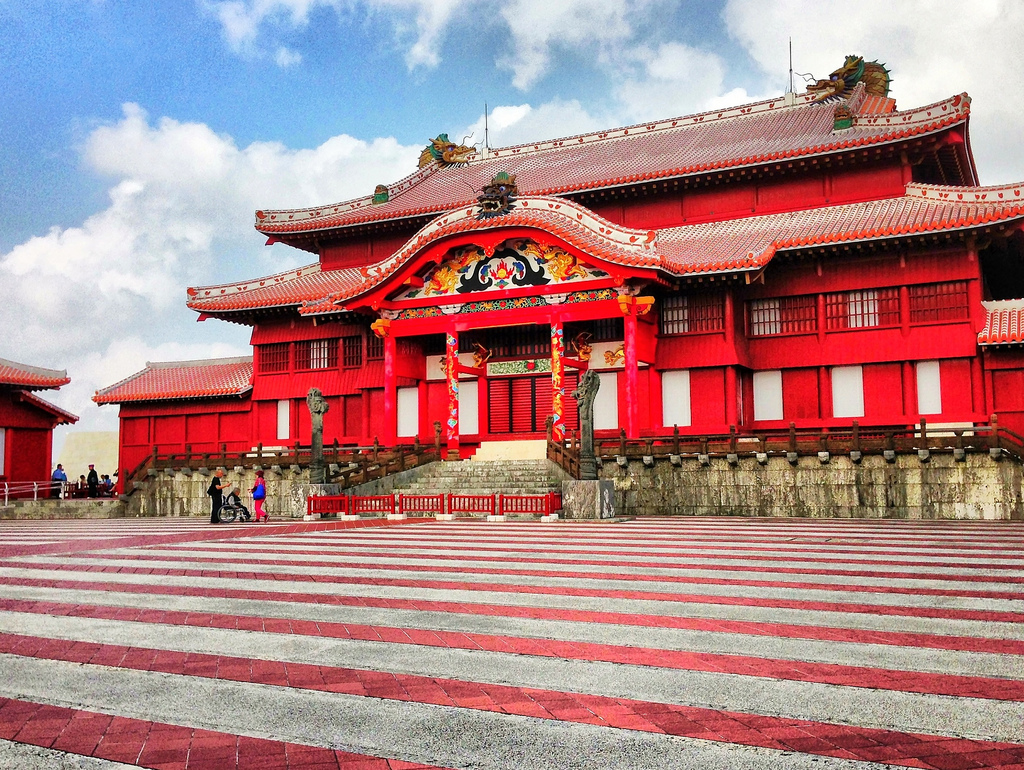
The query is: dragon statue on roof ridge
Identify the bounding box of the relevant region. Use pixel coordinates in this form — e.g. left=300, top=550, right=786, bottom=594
left=418, top=133, right=475, bottom=168
left=807, top=55, right=891, bottom=102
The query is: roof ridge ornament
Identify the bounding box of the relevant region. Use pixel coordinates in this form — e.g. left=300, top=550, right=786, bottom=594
left=808, top=55, right=891, bottom=102
left=417, top=133, right=475, bottom=169
left=476, top=172, right=518, bottom=219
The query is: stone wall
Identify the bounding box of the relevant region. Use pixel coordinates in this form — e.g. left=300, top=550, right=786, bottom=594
left=599, top=453, right=1024, bottom=520
left=120, top=452, right=1024, bottom=520
left=0, top=499, right=126, bottom=520
left=125, top=467, right=313, bottom=518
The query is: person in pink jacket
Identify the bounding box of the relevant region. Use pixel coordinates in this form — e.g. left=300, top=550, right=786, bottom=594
left=251, top=470, right=268, bottom=522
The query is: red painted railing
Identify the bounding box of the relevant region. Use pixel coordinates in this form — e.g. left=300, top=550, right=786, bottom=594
left=398, top=494, right=445, bottom=516
left=352, top=495, right=395, bottom=516
left=498, top=492, right=562, bottom=516
left=306, top=491, right=563, bottom=519
left=307, top=496, right=349, bottom=516
left=449, top=495, right=496, bottom=516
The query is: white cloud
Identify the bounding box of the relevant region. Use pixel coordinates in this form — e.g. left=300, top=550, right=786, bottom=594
left=461, top=99, right=608, bottom=150
left=723, top=0, right=1024, bottom=183
left=0, top=103, right=421, bottom=431
left=275, top=46, right=302, bottom=67
left=497, top=0, right=642, bottom=90
left=614, top=41, right=771, bottom=123
left=202, top=0, right=470, bottom=69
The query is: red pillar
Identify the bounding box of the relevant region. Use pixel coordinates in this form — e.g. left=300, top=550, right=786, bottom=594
left=382, top=333, right=397, bottom=446
left=445, top=331, right=460, bottom=459
left=550, top=321, right=565, bottom=441
left=971, top=357, right=985, bottom=416
left=418, top=378, right=429, bottom=440
left=624, top=311, right=639, bottom=439
left=902, top=361, right=917, bottom=420
left=725, top=366, right=738, bottom=427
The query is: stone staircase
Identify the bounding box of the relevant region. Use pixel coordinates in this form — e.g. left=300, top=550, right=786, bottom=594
left=396, top=459, right=569, bottom=497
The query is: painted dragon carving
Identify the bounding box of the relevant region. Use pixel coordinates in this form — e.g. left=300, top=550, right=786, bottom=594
left=807, top=55, right=891, bottom=102
left=477, top=171, right=518, bottom=219
left=418, top=133, right=475, bottom=168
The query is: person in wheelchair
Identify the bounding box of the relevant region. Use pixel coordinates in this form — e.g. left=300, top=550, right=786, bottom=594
left=218, top=487, right=252, bottom=523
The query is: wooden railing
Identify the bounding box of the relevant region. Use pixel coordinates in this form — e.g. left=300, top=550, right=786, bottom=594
left=125, top=424, right=445, bottom=492
left=546, top=415, right=1024, bottom=479
left=546, top=419, right=581, bottom=479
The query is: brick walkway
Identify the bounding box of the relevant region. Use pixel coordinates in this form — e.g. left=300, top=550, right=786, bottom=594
left=0, top=516, right=1021, bottom=769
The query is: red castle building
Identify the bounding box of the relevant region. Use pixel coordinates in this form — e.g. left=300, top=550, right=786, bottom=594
left=1, top=358, right=78, bottom=493
left=95, top=57, right=1024, bottom=487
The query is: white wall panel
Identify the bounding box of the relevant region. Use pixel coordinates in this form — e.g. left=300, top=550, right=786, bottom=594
left=276, top=400, right=290, bottom=441
left=832, top=366, right=865, bottom=418
left=753, top=370, right=784, bottom=422
left=594, top=372, right=618, bottom=430
left=916, top=361, right=942, bottom=415
left=397, top=387, right=419, bottom=437
left=661, top=370, right=692, bottom=427
left=459, top=380, right=479, bottom=435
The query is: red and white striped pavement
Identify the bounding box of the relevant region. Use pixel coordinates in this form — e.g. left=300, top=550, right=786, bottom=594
left=0, top=516, right=1021, bottom=769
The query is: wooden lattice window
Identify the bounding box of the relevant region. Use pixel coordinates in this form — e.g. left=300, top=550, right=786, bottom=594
left=660, top=294, right=724, bottom=335
left=342, top=335, right=362, bottom=368
left=909, top=281, right=969, bottom=323
left=259, top=343, right=289, bottom=373
left=367, top=333, right=384, bottom=360
left=484, top=326, right=550, bottom=358
left=825, top=288, right=900, bottom=330
left=748, top=296, right=816, bottom=336
left=296, top=339, right=337, bottom=370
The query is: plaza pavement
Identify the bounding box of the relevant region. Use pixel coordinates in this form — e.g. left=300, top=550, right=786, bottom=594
left=0, top=515, right=1020, bottom=769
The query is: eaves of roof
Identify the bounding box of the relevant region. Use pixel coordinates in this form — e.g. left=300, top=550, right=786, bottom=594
left=93, top=357, right=254, bottom=405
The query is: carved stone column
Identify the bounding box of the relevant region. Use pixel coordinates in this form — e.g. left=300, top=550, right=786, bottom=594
left=572, top=369, right=600, bottom=480
left=306, top=388, right=329, bottom=484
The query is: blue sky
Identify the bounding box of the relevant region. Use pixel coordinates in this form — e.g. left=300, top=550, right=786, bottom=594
left=2, top=0, right=1023, bottom=437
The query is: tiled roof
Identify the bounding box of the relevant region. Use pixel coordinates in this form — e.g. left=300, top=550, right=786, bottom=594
left=93, top=357, right=253, bottom=405
left=192, top=182, right=1024, bottom=317
left=254, top=88, right=971, bottom=237
left=17, top=391, right=79, bottom=424
left=186, top=263, right=363, bottom=314
left=656, top=181, right=1024, bottom=275
left=0, top=357, right=70, bottom=390
left=979, top=300, right=1024, bottom=346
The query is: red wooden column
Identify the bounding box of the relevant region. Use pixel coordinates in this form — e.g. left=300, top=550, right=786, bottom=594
left=618, top=296, right=648, bottom=439
left=445, top=331, right=460, bottom=459
left=550, top=321, right=565, bottom=441
left=373, top=319, right=397, bottom=446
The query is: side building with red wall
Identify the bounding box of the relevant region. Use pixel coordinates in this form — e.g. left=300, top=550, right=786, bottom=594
left=0, top=358, right=78, bottom=494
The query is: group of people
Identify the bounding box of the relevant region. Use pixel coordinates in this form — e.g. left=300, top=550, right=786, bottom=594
left=50, top=463, right=115, bottom=499
left=208, top=469, right=269, bottom=524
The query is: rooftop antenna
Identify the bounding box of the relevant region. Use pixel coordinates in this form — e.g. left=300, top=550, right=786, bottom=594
left=484, top=102, right=490, bottom=154
left=788, top=37, right=794, bottom=94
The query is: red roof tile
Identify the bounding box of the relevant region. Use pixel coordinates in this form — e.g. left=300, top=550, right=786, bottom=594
left=17, top=391, right=79, bottom=424
left=192, top=181, right=1024, bottom=317
left=186, top=263, right=363, bottom=314
left=979, top=300, right=1024, bottom=346
left=0, top=357, right=70, bottom=390
left=656, top=181, right=1024, bottom=275
left=254, top=89, right=971, bottom=237
left=93, top=357, right=253, bottom=404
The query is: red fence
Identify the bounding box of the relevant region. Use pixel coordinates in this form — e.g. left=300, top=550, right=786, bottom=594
left=398, top=494, right=445, bottom=516
left=352, top=495, right=395, bottom=516
left=449, top=495, right=496, bottom=516
left=308, top=496, right=349, bottom=516
left=307, top=492, right=561, bottom=518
